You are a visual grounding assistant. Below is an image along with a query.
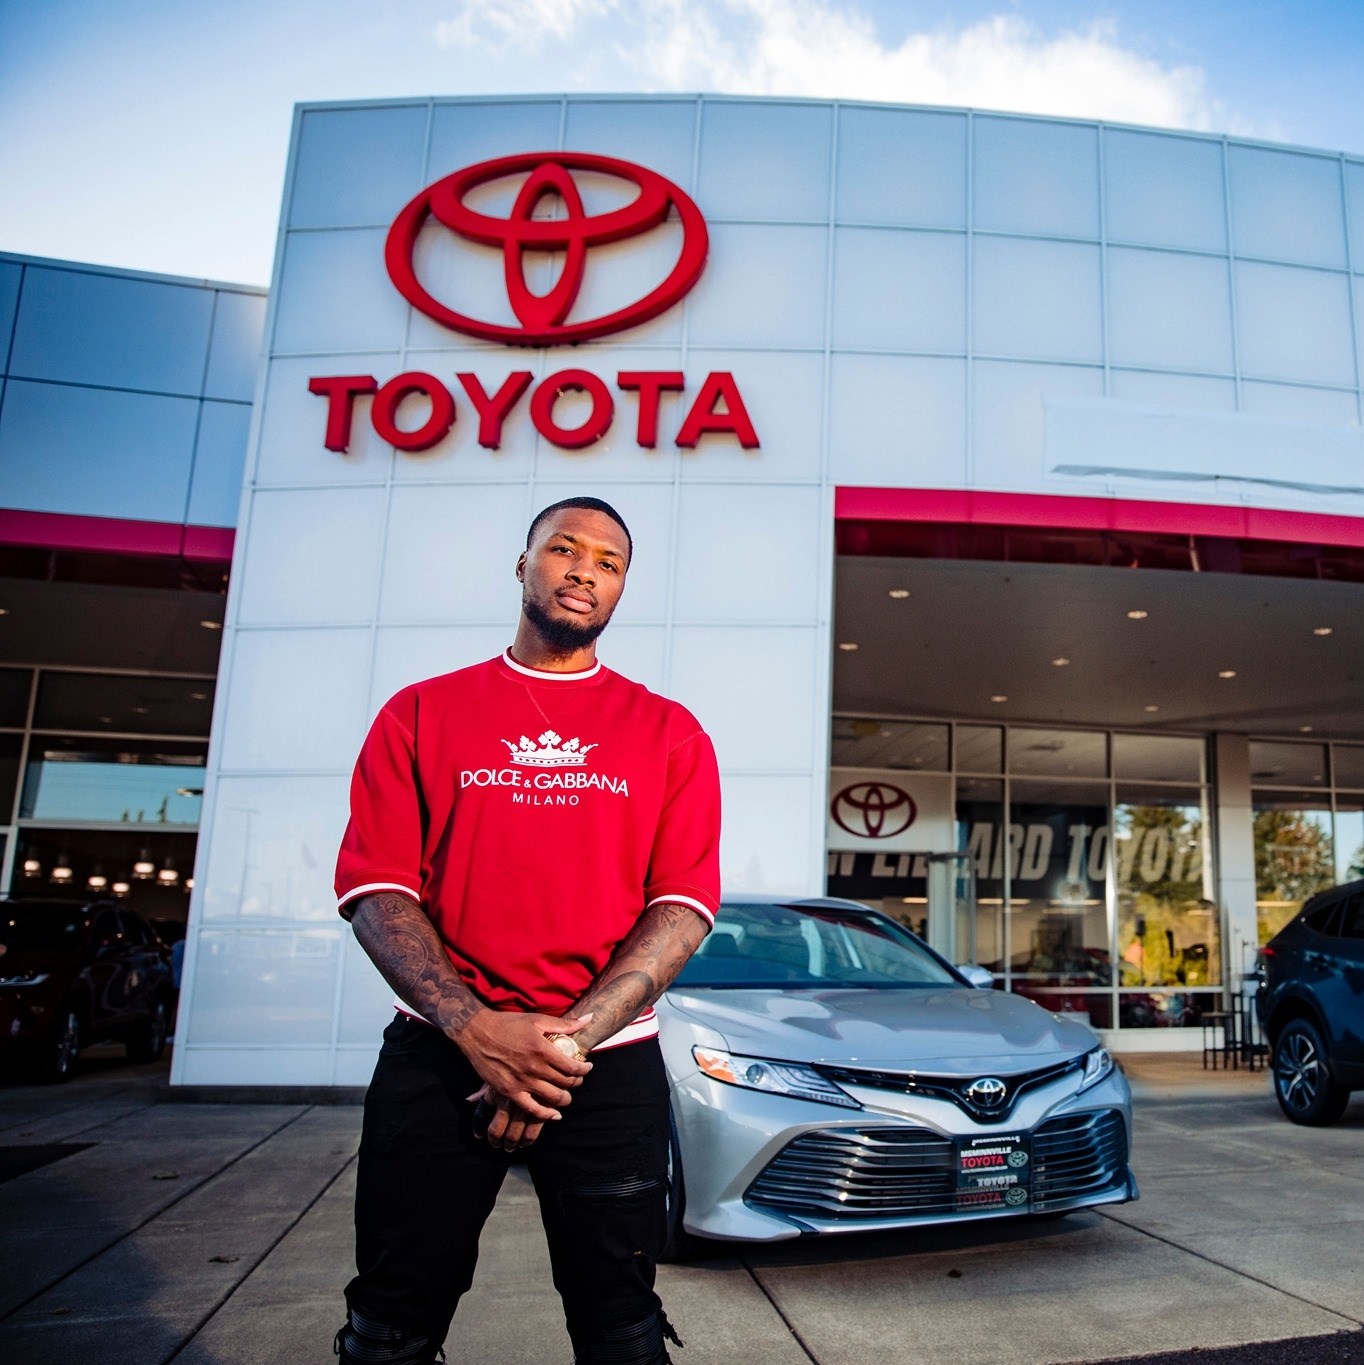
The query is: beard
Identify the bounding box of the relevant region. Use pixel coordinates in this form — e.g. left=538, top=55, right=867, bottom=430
left=521, top=589, right=613, bottom=655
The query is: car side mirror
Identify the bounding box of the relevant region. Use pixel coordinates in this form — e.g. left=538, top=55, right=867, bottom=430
left=957, top=964, right=995, bottom=989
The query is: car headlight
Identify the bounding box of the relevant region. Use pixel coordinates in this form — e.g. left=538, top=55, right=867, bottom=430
left=1077, top=1045, right=1114, bottom=1093
left=0, top=971, right=49, bottom=988
left=692, top=1046, right=860, bottom=1109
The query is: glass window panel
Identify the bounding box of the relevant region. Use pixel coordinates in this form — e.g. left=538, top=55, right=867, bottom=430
left=1104, top=130, right=1226, bottom=252
left=1249, top=740, right=1328, bottom=787
left=1228, top=145, right=1347, bottom=270
left=1007, top=778, right=1111, bottom=989
left=955, top=725, right=1002, bottom=773
left=21, top=737, right=206, bottom=826
left=1234, top=261, right=1354, bottom=388
left=1253, top=790, right=1336, bottom=943
left=0, top=669, right=31, bottom=726
left=1339, top=895, right=1364, bottom=941
left=1332, top=798, right=1364, bottom=884
left=1009, top=728, right=1107, bottom=778
left=972, top=237, right=1102, bottom=364
left=1112, top=734, right=1204, bottom=784
left=11, top=828, right=197, bottom=930
left=0, top=733, right=21, bottom=823
left=34, top=674, right=214, bottom=736
left=836, top=107, right=967, bottom=228
left=1117, top=990, right=1220, bottom=1029
left=1106, top=248, right=1234, bottom=374
left=830, top=718, right=949, bottom=771
left=1114, top=785, right=1216, bottom=992
left=1333, top=746, right=1364, bottom=789
left=1008, top=988, right=1112, bottom=1030
left=973, top=116, right=1099, bottom=239
left=956, top=777, right=1004, bottom=972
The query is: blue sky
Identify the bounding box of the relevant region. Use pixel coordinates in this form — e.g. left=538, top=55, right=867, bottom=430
left=1, top=0, right=1361, bottom=285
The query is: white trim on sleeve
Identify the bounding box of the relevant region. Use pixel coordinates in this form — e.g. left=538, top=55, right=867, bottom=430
left=338, top=881, right=421, bottom=910
left=645, top=893, right=715, bottom=926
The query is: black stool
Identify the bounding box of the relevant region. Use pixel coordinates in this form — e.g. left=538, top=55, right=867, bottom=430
left=1201, top=1009, right=1237, bottom=1070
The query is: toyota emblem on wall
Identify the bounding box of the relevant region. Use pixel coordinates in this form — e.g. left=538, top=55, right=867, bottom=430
left=830, top=782, right=917, bottom=840
left=384, top=152, right=709, bottom=346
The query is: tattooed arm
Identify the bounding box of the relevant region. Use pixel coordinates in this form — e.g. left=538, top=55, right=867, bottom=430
left=344, top=891, right=591, bottom=1121
left=483, top=900, right=709, bottom=1149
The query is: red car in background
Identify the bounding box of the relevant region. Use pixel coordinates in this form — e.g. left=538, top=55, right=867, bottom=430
left=0, top=899, right=174, bottom=1081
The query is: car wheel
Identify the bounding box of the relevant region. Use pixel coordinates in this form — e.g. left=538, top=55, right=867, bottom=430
left=660, top=1108, right=706, bottom=1263
left=44, top=1006, right=82, bottom=1083
left=1273, top=1018, right=1349, bottom=1127
left=126, top=998, right=169, bottom=1063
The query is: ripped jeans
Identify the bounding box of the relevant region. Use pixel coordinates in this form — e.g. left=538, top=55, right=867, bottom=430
left=347, top=1014, right=676, bottom=1363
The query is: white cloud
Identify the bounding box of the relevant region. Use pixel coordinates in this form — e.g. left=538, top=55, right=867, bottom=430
left=435, top=0, right=1245, bottom=136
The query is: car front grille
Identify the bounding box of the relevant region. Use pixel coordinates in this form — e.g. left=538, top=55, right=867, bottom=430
left=745, top=1109, right=1127, bottom=1222
left=816, top=1058, right=1082, bottom=1123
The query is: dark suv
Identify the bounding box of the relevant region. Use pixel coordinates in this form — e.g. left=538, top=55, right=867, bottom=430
left=1257, top=880, right=1364, bottom=1126
left=0, top=899, right=175, bottom=1082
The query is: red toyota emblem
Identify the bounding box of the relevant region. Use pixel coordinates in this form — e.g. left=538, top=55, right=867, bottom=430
left=385, top=152, right=709, bottom=346
left=831, top=783, right=917, bottom=840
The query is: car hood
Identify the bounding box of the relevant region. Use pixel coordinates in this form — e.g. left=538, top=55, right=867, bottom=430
left=662, top=986, right=1098, bottom=1074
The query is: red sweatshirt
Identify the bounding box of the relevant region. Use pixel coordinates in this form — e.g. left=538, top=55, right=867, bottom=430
left=336, top=649, right=721, bottom=1049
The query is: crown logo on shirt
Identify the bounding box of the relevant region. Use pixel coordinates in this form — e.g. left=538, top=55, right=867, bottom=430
left=502, top=729, right=598, bottom=767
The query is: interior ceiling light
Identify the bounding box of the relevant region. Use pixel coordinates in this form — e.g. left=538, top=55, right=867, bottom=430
left=1218, top=670, right=1237, bottom=679
left=1313, top=627, right=1333, bottom=636
left=190, top=692, right=208, bottom=701
left=990, top=694, right=1008, bottom=703
left=21, top=857, right=41, bottom=877
left=88, top=867, right=108, bottom=891
left=186, top=877, right=195, bottom=892
left=112, top=881, right=131, bottom=898
left=199, top=619, right=223, bottom=631
left=837, top=642, right=859, bottom=652
left=1126, top=610, right=1148, bottom=620
left=132, top=849, right=155, bottom=879
left=1144, top=705, right=1160, bottom=713
left=50, top=856, right=73, bottom=885
left=1052, top=657, right=1070, bottom=667
left=0, top=607, right=10, bottom=616
left=887, top=588, right=910, bottom=599
left=157, top=858, right=180, bottom=886
left=1300, top=725, right=1314, bottom=733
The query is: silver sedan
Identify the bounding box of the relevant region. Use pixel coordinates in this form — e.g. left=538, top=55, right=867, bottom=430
left=658, top=897, right=1137, bottom=1256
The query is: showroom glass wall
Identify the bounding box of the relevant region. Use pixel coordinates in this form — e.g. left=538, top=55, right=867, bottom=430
left=0, top=666, right=213, bottom=941
left=829, top=717, right=1216, bottom=1031
left=1251, top=738, right=1364, bottom=945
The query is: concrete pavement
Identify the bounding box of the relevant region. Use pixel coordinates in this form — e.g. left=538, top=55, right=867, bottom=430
left=0, top=1046, right=1360, bottom=1364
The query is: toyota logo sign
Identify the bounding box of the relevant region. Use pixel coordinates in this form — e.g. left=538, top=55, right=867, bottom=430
left=830, top=782, right=917, bottom=840
left=964, top=1077, right=1008, bottom=1109
left=385, top=152, right=709, bottom=346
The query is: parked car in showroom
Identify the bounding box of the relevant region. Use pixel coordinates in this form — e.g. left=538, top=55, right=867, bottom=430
left=1257, top=880, right=1364, bottom=1126
left=0, top=899, right=175, bottom=1081
left=657, top=897, right=1137, bottom=1258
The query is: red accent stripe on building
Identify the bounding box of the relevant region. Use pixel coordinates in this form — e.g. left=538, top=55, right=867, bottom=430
left=833, top=488, right=1364, bottom=549
left=0, top=509, right=235, bottom=561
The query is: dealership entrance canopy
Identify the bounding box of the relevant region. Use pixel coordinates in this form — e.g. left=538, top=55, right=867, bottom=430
left=5, top=94, right=1364, bottom=1081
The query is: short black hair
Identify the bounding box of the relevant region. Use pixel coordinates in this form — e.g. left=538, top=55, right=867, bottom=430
left=526, top=497, right=632, bottom=562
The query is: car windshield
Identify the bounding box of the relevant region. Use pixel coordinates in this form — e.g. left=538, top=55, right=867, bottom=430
left=674, top=902, right=962, bottom=989
left=0, top=904, right=89, bottom=952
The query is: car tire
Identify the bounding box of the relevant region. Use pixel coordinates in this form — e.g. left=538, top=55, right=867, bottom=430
left=126, top=997, right=170, bottom=1063
left=1273, top=1018, right=1350, bottom=1127
left=660, top=1108, right=707, bottom=1264
left=44, top=1006, right=82, bottom=1083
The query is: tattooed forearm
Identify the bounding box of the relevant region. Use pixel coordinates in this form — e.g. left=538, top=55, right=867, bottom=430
left=565, top=901, right=709, bottom=1051
left=347, top=892, right=486, bottom=1037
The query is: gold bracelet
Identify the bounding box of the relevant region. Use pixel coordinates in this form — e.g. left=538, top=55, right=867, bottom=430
left=545, top=1031, right=588, bottom=1062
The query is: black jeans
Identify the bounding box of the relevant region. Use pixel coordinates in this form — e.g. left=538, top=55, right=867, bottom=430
left=348, top=1014, right=674, bottom=1361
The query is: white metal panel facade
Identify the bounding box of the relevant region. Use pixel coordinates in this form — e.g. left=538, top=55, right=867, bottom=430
left=173, top=95, right=1364, bottom=1085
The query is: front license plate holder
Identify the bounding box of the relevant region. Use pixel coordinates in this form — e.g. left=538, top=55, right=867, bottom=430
left=954, top=1132, right=1031, bottom=1212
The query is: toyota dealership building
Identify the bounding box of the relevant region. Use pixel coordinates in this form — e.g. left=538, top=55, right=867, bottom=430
left=5, top=95, right=1364, bottom=1082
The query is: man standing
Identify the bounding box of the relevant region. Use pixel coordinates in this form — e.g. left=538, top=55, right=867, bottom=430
left=334, top=497, right=721, bottom=1365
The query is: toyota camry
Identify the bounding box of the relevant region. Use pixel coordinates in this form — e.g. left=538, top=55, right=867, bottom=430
left=657, top=897, right=1137, bottom=1257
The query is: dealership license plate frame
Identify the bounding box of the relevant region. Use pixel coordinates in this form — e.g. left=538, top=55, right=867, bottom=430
left=954, top=1132, right=1031, bottom=1212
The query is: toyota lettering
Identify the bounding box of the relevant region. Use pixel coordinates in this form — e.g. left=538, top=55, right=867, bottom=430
left=307, top=153, right=759, bottom=456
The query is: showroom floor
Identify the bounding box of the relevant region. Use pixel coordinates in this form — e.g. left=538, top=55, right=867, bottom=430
left=0, top=1048, right=1360, bottom=1365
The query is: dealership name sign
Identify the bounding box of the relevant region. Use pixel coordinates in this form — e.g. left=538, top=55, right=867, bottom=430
left=308, top=152, right=758, bottom=454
